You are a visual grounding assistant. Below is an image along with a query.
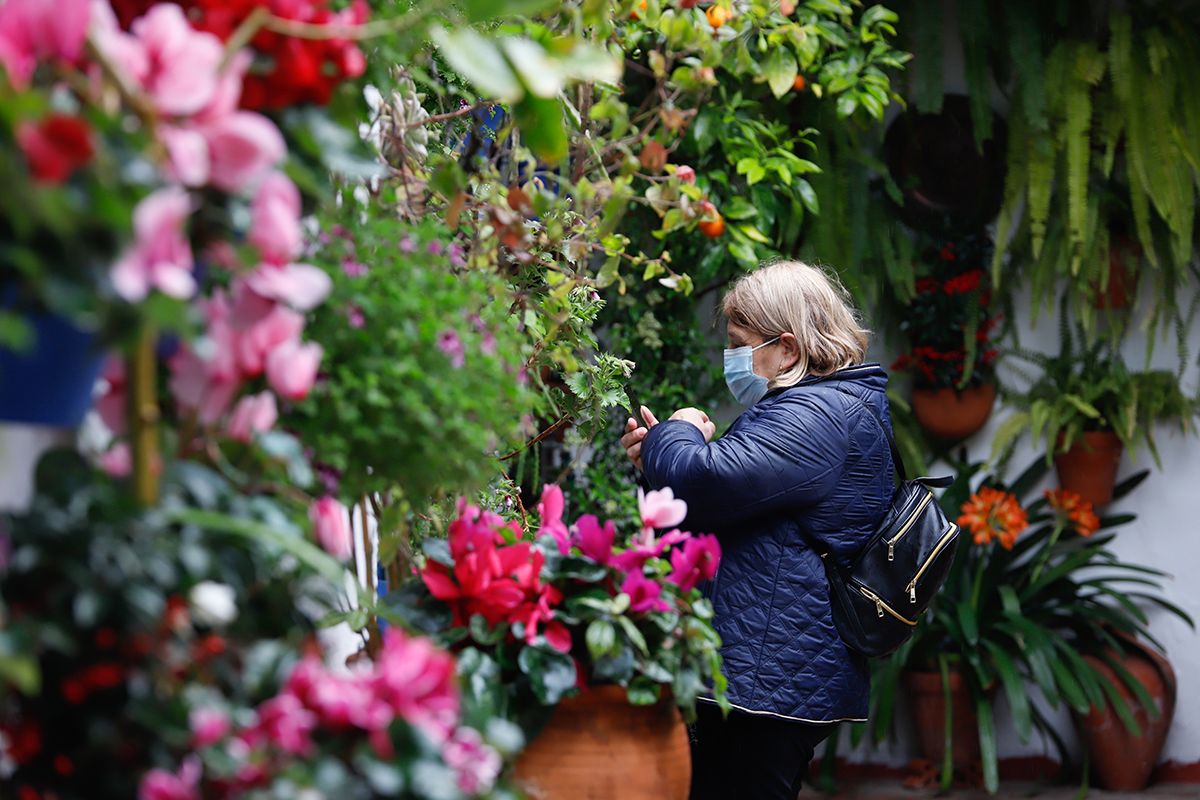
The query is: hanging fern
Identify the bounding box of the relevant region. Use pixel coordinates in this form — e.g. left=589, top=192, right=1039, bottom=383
left=958, top=0, right=993, bottom=148
left=1062, top=43, right=1103, bottom=276
left=1007, top=7, right=1047, bottom=133
left=909, top=6, right=944, bottom=114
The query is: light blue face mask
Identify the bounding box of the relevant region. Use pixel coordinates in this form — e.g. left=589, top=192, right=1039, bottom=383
left=723, top=336, right=780, bottom=406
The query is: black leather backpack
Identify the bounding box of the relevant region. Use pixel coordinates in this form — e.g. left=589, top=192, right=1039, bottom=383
left=813, top=389, right=960, bottom=658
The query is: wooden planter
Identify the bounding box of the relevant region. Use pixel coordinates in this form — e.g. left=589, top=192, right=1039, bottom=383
left=1053, top=431, right=1123, bottom=508
left=904, top=669, right=981, bottom=770
left=1078, top=640, right=1177, bottom=791
left=513, top=685, right=691, bottom=799
left=911, top=383, right=997, bottom=442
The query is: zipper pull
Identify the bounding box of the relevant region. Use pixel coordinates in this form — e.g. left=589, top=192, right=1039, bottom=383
left=887, top=541, right=895, bottom=562
left=909, top=585, right=917, bottom=604
left=875, top=599, right=884, bottom=618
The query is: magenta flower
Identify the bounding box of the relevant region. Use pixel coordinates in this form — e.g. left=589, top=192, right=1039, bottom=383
left=448, top=243, right=466, bottom=267
left=667, top=534, right=721, bottom=592
left=138, top=756, right=201, bottom=800
left=266, top=339, right=323, bottom=401
left=111, top=187, right=196, bottom=302
left=347, top=304, right=366, bottom=329
left=481, top=330, right=497, bottom=356
left=621, top=570, right=670, bottom=614
left=372, top=630, right=461, bottom=743
left=572, top=514, right=615, bottom=564
left=0, top=0, right=91, bottom=89
left=638, top=487, right=688, bottom=530
left=249, top=171, right=303, bottom=265
left=189, top=708, right=230, bottom=748
left=226, top=392, right=278, bottom=443
left=398, top=235, right=416, bottom=254
left=96, top=356, right=127, bottom=436
left=436, top=330, right=466, bottom=368
left=537, top=484, right=570, bottom=555
left=310, top=496, right=352, bottom=560
left=427, top=240, right=444, bottom=255
left=341, top=258, right=368, bottom=277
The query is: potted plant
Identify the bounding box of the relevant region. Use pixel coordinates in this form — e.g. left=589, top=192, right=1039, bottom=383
left=869, top=456, right=1192, bottom=793
left=990, top=322, right=1197, bottom=506
left=891, top=231, right=1000, bottom=441
left=388, top=485, right=726, bottom=800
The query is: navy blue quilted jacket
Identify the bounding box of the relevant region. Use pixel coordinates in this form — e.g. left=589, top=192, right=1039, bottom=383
left=641, top=363, right=894, bottom=724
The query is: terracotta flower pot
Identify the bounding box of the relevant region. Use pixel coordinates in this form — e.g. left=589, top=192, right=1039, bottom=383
left=1053, top=431, right=1123, bottom=508
left=904, top=669, right=981, bottom=769
left=513, top=685, right=691, bottom=799
left=1078, top=639, right=1177, bottom=791
left=911, top=383, right=997, bottom=442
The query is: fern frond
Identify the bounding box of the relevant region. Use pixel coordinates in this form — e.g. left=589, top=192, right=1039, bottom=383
left=910, top=7, right=944, bottom=114
left=959, top=0, right=993, bottom=148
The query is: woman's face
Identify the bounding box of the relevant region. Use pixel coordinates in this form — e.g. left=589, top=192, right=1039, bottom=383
left=727, top=322, right=799, bottom=380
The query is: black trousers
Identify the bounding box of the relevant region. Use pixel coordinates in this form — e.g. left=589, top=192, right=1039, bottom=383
left=688, top=702, right=834, bottom=800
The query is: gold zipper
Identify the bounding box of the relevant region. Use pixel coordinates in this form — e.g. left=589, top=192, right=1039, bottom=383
left=858, top=586, right=918, bottom=626
left=887, top=490, right=934, bottom=561
left=904, top=524, right=959, bottom=604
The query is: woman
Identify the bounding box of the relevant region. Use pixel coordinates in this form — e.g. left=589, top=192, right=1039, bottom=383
left=621, top=261, right=894, bottom=800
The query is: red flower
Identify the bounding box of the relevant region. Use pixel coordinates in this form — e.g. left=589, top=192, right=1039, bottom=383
left=81, top=662, right=126, bottom=690
left=53, top=754, right=74, bottom=776
left=939, top=243, right=956, bottom=261
left=95, top=627, right=118, bottom=649
left=943, top=269, right=983, bottom=295
left=914, top=277, right=939, bottom=294
left=15, top=114, right=94, bottom=184
left=3, top=720, right=42, bottom=764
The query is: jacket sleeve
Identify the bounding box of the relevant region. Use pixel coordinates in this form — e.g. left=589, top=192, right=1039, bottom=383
left=640, top=393, right=848, bottom=532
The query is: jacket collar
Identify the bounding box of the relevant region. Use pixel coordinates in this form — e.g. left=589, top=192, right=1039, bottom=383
left=763, top=362, right=887, bottom=399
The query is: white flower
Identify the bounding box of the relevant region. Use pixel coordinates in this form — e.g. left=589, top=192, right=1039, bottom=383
left=189, top=581, right=238, bottom=628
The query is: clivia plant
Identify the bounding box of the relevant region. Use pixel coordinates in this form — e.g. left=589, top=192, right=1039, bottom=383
left=390, top=485, right=726, bottom=733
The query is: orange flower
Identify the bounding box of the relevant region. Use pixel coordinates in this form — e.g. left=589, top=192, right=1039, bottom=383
left=957, top=487, right=1028, bottom=550
left=1045, top=488, right=1100, bottom=537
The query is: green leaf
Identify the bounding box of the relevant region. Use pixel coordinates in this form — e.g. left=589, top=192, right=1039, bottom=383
left=586, top=619, right=617, bottom=660
left=977, top=698, right=999, bottom=793
left=0, top=654, right=40, bottom=695
left=430, top=27, right=522, bottom=102
left=765, top=47, right=799, bottom=99
left=518, top=645, right=578, bottom=705
left=616, top=615, right=649, bottom=656
left=513, top=94, right=568, bottom=162
left=462, top=0, right=557, bottom=23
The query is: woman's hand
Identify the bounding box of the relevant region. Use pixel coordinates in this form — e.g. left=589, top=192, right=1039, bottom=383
left=621, top=406, right=659, bottom=471
left=670, top=407, right=716, bottom=442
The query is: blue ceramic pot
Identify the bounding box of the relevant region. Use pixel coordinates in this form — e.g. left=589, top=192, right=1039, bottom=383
left=0, top=310, right=105, bottom=427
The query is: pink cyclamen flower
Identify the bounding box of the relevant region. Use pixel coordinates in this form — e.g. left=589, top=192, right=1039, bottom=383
left=398, top=235, right=416, bottom=254
left=189, top=707, right=231, bottom=748
left=129, top=5, right=224, bottom=116
left=226, top=392, right=278, bottom=443
left=310, top=496, right=352, bottom=560
left=443, top=726, right=502, bottom=795
left=572, top=514, right=615, bottom=564
left=347, top=305, right=365, bottom=329
left=621, top=570, right=671, bottom=614
left=611, top=528, right=689, bottom=574
left=436, top=330, right=465, bottom=368
left=638, top=486, right=688, bottom=530
left=675, top=165, right=696, bottom=183
left=0, top=0, right=90, bottom=89
left=111, top=187, right=195, bottom=302
left=254, top=693, right=318, bottom=756
left=245, top=262, right=332, bottom=311
left=98, top=442, right=132, bottom=478
left=201, top=111, right=286, bottom=194
left=249, top=171, right=303, bottom=264
left=372, top=629, right=461, bottom=743
left=266, top=339, right=322, bottom=401
left=234, top=301, right=305, bottom=377
left=537, top=484, right=570, bottom=555
left=667, top=534, right=721, bottom=593
left=342, top=258, right=368, bottom=277
left=139, top=756, right=201, bottom=800
left=96, top=356, right=127, bottom=436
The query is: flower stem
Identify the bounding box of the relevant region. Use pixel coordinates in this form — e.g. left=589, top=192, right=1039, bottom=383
left=130, top=328, right=159, bottom=507
left=1027, top=521, right=1065, bottom=586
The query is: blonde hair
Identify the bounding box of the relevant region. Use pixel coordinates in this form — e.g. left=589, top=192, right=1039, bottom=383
left=722, top=260, right=870, bottom=388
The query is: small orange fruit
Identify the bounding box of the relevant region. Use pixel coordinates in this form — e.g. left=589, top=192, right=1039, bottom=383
left=697, top=202, right=725, bottom=238
left=630, top=0, right=647, bottom=19
left=793, top=74, right=807, bottom=92
left=706, top=4, right=730, bottom=29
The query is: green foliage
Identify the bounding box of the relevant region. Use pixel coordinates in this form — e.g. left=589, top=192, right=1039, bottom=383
left=290, top=206, right=533, bottom=505
left=990, top=322, right=1198, bottom=467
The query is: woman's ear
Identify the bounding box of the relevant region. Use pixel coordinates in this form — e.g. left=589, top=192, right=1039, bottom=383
left=776, top=332, right=801, bottom=374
